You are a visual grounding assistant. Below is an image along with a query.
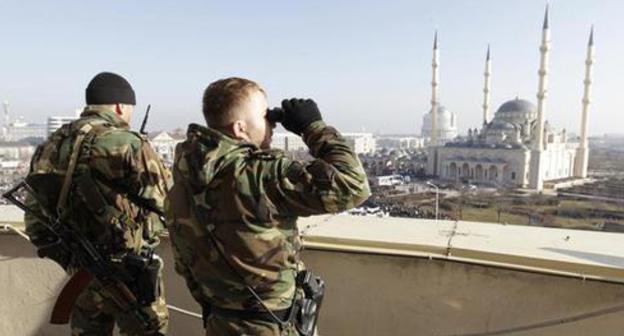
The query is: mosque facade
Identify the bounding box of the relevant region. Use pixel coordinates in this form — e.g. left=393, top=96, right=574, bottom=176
left=426, top=7, right=593, bottom=190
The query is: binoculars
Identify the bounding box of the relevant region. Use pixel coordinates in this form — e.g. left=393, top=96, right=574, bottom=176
left=266, top=107, right=285, bottom=123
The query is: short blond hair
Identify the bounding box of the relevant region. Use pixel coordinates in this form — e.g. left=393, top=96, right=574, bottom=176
left=202, top=77, right=265, bottom=128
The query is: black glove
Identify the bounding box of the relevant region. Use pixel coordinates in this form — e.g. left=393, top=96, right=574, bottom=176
left=281, top=98, right=323, bottom=135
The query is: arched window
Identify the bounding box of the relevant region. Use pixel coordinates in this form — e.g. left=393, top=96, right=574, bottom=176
left=462, top=163, right=470, bottom=178
left=488, top=166, right=498, bottom=181
left=449, top=162, right=458, bottom=179
left=475, top=165, right=484, bottom=180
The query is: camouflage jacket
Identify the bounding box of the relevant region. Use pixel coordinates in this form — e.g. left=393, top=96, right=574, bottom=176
left=166, top=120, right=370, bottom=311
left=24, top=105, right=171, bottom=258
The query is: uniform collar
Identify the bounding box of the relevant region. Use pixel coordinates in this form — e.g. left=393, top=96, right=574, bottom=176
left=186, top=123, right=257, bottom=149
left=80, top=105, right=130, bottom=129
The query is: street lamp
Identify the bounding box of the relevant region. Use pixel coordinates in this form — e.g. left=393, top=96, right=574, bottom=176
left=426, top=181, right=439, bottom=222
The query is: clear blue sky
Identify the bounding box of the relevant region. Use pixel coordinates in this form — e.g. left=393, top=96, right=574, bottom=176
left=0, top=0, right=621, bottom=135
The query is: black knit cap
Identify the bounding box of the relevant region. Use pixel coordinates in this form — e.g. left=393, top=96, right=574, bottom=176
left=85, top=72, right=136, bottom=105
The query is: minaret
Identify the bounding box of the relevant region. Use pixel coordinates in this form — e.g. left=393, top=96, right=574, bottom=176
left=430, top=31, right=440, bottom=146
left=534, top=6, right=550, bottom=151
left=427, top=31, right=440, bottom=176
left=482, top=45, right=492, bottom=125
left=2, top=101, right=9, bottom=126
left=574, top=26, right=594, bottom=178
left=529, top=5, right=550, bottom=190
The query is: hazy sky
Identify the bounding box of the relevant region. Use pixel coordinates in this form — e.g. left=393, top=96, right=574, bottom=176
left=0, top=0, right=621, bottom=135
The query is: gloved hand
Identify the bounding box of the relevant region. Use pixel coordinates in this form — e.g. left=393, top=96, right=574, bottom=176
left=281, top=98, right=323, bottom=135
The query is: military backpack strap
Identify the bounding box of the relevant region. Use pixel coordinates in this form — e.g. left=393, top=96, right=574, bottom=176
left=71, top=121, right=148, bottom=253
left=56, top=123, right=93, bottom=215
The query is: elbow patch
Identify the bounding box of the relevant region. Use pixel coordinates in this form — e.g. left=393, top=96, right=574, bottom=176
left=284, top=160, right=336, bottom=192
left=285, top=161, right=307, bottom=185
left=306, top=160, right=336, bottom=191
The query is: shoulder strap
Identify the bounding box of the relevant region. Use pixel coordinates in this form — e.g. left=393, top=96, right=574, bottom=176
left=56, top=123, right=93, bottom=215
left=55, top=117, right=123, bottom=215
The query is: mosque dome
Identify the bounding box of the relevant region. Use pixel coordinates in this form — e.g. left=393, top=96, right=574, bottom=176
left=421, top=106, right=458, bottom=142
left=483, top=106, right=526, bottom=145
left=493, top=98, right=537, bottom=124
left=488, top=120, right=516, bottom=131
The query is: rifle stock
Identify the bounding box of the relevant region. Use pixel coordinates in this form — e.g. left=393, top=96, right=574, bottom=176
left=49, top=269, right=143, bottom=325
left=50, top=269, right=93, bottom=324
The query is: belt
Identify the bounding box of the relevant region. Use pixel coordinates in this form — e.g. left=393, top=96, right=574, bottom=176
left=209, top=304, right=292, bottom=324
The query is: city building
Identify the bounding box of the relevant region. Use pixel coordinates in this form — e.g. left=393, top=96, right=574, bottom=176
left=273, top=132, right=376, bottom=154
left=2, top=119, right=47, bottom=142
left=0, top=102, right=46, bottom=141
left=0, top=141, right=35, bottom=160
left=427, top=9, right=592, bottom=190
left=360, top=148, right=427, bottom=177
left=148, top=130, right=185, bottom=165
left=0, top=103, right=80, bottom=142
left=376, top=136, right=426, bottom=150
left=342, top=132, right=376, bottom=154
left=47, top=115, right=79, bottom=136
left=272, top=133, right=308, bottom=152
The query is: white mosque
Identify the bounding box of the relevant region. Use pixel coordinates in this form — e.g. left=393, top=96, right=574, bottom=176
left=426, top=7, right=593, bottom=191
left=421, top=105, right=458, bottom=145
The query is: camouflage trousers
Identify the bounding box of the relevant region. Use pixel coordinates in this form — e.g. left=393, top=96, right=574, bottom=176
left=204, top=314, right=300, bottom=336
left=70, top=277, right=168, bottom=335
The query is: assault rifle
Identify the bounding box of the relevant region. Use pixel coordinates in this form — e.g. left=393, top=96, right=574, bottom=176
left=2, top=180, right=157, bottom=329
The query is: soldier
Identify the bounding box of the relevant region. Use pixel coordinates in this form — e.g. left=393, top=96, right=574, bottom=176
left=166, top=77, right=370, bottom=335
left=24, top=72, right=170, bottom=335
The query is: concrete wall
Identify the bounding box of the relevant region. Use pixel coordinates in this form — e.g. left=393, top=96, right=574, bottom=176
left=3, top=234, right=624, bottom=335
left=303, top=249, right=624, bottom=336
left=0, top=235, right=68, bottom=336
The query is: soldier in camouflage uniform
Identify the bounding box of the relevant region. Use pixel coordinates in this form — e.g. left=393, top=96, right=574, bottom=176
left=24, top=72, right=170, bottom=335
left=166, top=77, right=370, bottom=335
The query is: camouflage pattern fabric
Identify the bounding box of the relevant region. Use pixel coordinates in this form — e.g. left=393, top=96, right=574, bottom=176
left=204, top=314, right=298, bottom=336
left=166, top=120, right=370, bottom=334
left=71, top=271, right=168, bottom=336
left=23, top=105, right=171, bottom=334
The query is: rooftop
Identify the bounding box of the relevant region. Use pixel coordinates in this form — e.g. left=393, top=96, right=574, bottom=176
left=300, top=214, right=624, bottom=283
